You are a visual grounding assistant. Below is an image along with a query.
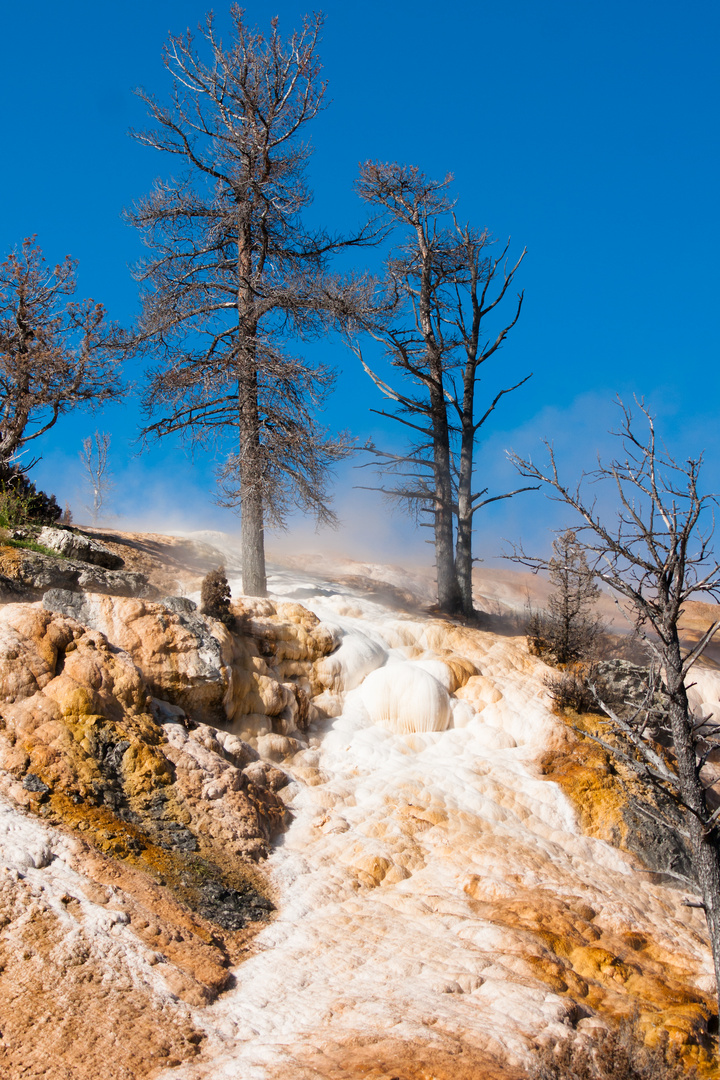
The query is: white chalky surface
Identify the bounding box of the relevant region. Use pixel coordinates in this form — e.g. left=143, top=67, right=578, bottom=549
left=155, top=564, right=718, bottom=1078
left=0, top=794, right=180, bottom=1002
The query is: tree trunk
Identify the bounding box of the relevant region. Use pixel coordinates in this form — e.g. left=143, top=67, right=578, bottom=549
left=455, top=510, right=474, bottom=616
left=434, top=499, right=459, bottom=613
left=237, top=341, right=267, bottom=597
left=240, top=480, right=267, bottom=596
left=455, top=377, right=476, bottom=617
left=235, top=219, right=267, bottom=598
left=665, top=633, right=720, bottom=1021
left=692, top=822, right=720, bottom=1024
left=429, top=377, right=460, bottom=615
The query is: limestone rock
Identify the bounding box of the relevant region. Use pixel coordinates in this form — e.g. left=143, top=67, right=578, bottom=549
left=2, top=542, right=716, bottom=1080
left=42, top=590, right=335, bottom=749
left=360, top=661, right=452, bottom=733
left=0, top=601, right=282, bottom=901
left=43, top=589, right=234, bottom=726
left=37, top=527, right=125, bottom=569
left=0, top=799, right=211, bottom=1079
left=0, top=545, right=154, bottom=597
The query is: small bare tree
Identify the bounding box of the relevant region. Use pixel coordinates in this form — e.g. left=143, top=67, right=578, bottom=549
left=509, top=399, right=720, bottom=1022
left=0, top=238, right=124, bottom=468
left=80, top=430, right=112, bottom=525
left=128, top=8, right=374, bottom=597
left=541, top=528, right=602, bottom=664
left=355, top=163, right=533, bottom=616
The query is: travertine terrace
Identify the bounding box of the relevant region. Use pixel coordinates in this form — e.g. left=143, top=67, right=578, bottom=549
left=0, top=529, right=718, bottom=1079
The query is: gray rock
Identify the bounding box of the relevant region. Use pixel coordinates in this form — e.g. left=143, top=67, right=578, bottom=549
left=594, top=659, right=668, bottom=736
left=42, top=589, right=92, bottom=622
left=151, top=697, right=187, bottom=723
left=23, top=773, right=50, bottom=794
left=12, top=551, right=155, bottom=598
left=37, top=528, right=125, bottom=569
left=76, top=563, right=153, bottom=597
left=163, top=602, right=226, bottom=681
left=0, top=574, right=30, bottom=600
left=594, top=659, right=693, bottom=884
left=161, top=596, right=198, bottom=615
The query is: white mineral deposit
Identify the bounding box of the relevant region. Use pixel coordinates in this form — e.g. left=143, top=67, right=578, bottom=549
left=147, top=562, right=719, bottom=1079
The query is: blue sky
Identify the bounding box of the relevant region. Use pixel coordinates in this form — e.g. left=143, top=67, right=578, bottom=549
left=1, top=0, right=718, bottom=564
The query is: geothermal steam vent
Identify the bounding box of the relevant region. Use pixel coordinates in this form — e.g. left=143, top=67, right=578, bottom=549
left=359, top=661, right=452, bottom=733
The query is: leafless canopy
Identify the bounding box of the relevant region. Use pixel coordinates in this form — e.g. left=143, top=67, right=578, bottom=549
left=80, top=430, right=112, bottom=525
left=0, top=238, right=124, bottom=468
left=508, top=399, right=720, bottom=1019
left=354, top=162, right=532, bottom=615
left=127, top=8, right=376, bottom=595
left=508, top=399, right=720, bottom=660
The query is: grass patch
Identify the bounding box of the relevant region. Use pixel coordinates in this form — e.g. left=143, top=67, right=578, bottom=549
left=3, top=538, right=65, bottom=558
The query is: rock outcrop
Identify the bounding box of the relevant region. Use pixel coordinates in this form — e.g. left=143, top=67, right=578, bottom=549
left=0, top=545, right=154, bottom=598
left=37, top=527, right=125, bottom=568
left=0, top=593, right=291, bottom=1076
left=41, top=589, right=339, bottom=746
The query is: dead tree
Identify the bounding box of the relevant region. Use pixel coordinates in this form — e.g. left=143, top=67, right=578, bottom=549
left=128, top=9, right=374, bottom=597
left=80, top=430, right=112, bottom=524
left=508, top=399, right=720, bottom=1022
left=0, top=238, right=124, bottom=468
left=355, top=163, right=533, bottom=616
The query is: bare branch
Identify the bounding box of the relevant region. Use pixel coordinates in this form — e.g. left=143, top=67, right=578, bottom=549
left=127, top=10, right=377, bottom=596
left=355, top=162, right=529, bottom=614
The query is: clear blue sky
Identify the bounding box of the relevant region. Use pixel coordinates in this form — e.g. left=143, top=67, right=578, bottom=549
left=2, top=0, right=718, bottom=563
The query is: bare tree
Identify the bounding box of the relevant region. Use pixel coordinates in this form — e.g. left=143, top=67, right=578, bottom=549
left=508, top=400, right=720, bottom=1021
left=0, top=238, right=124, bottom=468
left=127, top=8, right=374, bottom=597
left=80, top=430, right=112, bottom=524
left=355, top=163, right=533, bottom=616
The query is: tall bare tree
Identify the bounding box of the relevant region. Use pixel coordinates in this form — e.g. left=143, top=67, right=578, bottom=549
left=509, top=400, right=720, bottom=1021
left=128, top=8, right=373, bottom=597
left=80, top=430, right=112, bottom=524
left=0, top=238, right=124, bottom=468
left=355, top=163, right=533, bottom=616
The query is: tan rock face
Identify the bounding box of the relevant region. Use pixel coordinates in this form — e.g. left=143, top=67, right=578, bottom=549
left=40, top=591, right=337, bottom=745
left=41, top=591, right=233, bottom=726
left=0, top=604, right=74, bottom=700
left=0, top=601, right=290, bottom=865
left=0, top=599, right=287, bottom=1078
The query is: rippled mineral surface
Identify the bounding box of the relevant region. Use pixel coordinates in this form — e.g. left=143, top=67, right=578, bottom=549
left=0, top=532, right=718, bottom=1079
left=156, top=560, right=718, bottom=1079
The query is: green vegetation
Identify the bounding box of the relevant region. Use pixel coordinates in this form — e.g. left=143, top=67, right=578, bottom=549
left=2, top=536, right=63, bottom=558
left=0, top=462, right=61, bottom=528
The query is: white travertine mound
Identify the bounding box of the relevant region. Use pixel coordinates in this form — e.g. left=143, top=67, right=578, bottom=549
left=314, top=627, right=387, bottom=692
left=359, top=661, right=452, bottom=733
left=146, top=562, right=718, bottom=1080
left=411, top=656, right=455, bottom=689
